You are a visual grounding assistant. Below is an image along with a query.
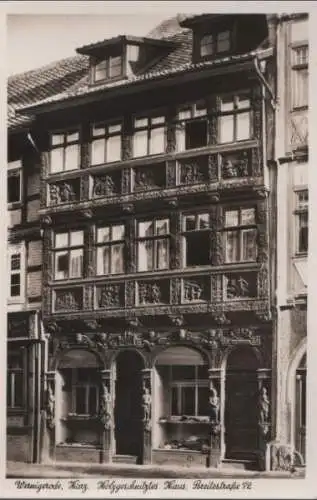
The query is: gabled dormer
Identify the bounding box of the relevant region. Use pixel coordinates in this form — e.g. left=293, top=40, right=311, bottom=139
left=179, top=14, right=269, bottom=63
left=76, top=35, right=177, bottom=85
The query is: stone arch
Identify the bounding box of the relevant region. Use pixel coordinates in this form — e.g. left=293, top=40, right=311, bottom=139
left=220, top=344, right=264, bottom=372
left=151, top=342, right=212, bottom=369
left=51, top=344, right=106, bottom=371
left=108, top=347, right=150, bottom=369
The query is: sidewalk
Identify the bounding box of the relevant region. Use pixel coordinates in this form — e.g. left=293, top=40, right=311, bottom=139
left=6, top=461, right=305, bottom=479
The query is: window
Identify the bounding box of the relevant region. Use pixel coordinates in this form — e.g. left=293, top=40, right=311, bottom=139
left=7, top=351, right=24, bottom=408
left=50, top=130, right=80, bottom=173
left=93, top=54, right=123, bottom=82
left=176, top=101, right=208, bottom=151
left=68, top=369, right=99, bottom=416
left=170, top=366, right=209, bottom=417
left=91, top=122, right=122, bottom=165
left=133, top=115, right=165, bottom=158
left=183, top=213, right=211, bottom=267
left=53, top=230, right=84, bottom=280
left=137, top=218, right=169, bottom=271
left=292, top=46, right=308, bottom=108
left=295, top=190, right=308, bottom=253
left=8, top=245, right=24, bottom=300
left=224, top=207, right=257, bottom=263
left=219, top=93, right=251, bottom=143
left=96, top=224, right=125, bottom=275
left=8, top=163, right=22, bottom=204
left=200, top=30, right=230, bottom=57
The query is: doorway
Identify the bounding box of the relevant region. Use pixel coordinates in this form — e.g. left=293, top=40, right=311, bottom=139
left=225, top=347, right=259, bottom=460
left=114, top=351, right=144, bottom=462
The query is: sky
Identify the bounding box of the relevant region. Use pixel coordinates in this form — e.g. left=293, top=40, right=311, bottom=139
left=6, top=1, right=313, bottom=76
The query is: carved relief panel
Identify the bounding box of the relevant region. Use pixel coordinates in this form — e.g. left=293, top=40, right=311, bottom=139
left=53, top=288, right=83, bottom=312
left=48, top=179, right=80, bottom=206
left=96, top=283, right=125, bottom=309
left=224, top=272, right=258, bottom=300
left=92, top=171, right=121, bottom=198
left=137, top=280, right=170, bottom=306
left=221, top=150, right=251, bottom=179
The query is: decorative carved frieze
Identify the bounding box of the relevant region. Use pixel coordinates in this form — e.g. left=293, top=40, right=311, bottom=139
left=93, top=172, right=121, bottom=198
left=183, top=276, right=209, bottom=302
left=49, top=179, right=80, bottom=206
left=80, top=174, right=90, bottom=201
left=221, top=150, right=250, bottom=179
left=251, top=147, right=262, bottom=177
left=170, top=278, right=181, bottom=304
left=179, top=156, right=208, bottom=185
left=83, top=285, right=93, bottom=311
left=170, top=211, right=181, bottom=269
left=224, top=273, right=257, bottom=300
left=138, top=280, right=169, bottom=305
left=133, top=163, right=166, bottom=192
left=96, top=284, right=124, bottom=309
left=121, top=167, right=131, bottom=194
left=125, top=280, right=135, bottom=307
left=166, top=160, right=176, bottom=188
left=210, top=205, right=224, bottom=266
left=208, top=154, right=219, bottom=182
left=54, top=288, right=83, bottom=312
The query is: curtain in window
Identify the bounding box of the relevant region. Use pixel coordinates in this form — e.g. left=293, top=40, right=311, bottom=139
left=112, top=244, right=123, bottom=273
left=133, top=130, right=148, bottom=157
left=138, top=240, right=153, bottom=271
left=150, top=127, right=165, bottom=155
left=91, top=138, right=105, bottom=165
left=107, top=135, right=121, bottom=162
left=156, top=239, right=168, bottom=269
left=242, top=229, right=257, bottom=261
left=50, top=148, right=64, bottom=173
left=219, top=115, right=234, bottom=143
left=70, top=249, right=83, bottom=278
left=226, top=231, right=239, bottom=262
left=65, top=144, right=79, bottom=171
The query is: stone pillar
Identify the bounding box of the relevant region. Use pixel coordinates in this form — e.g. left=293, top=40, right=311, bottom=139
left=44, top=371, right=55, bottom=461
left=257, top=368, right=271, bottom=470
left=208, top=368, right=222, bottom=468
left=141, top=368, right=152, bottom=465
left=100, top=369, right=113, bottom=463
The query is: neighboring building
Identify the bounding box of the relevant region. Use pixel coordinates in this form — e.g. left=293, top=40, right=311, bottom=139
left=8, top=13, right=284, bottom=470
left=272, top=12, right=308, bottom=466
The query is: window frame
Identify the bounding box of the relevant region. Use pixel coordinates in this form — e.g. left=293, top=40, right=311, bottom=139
left=218, top=91, right=252, bottom=144
left=294, top=188, right=309, bottom=255
left=199, top=29, right=231, bottom=58
left=136, top=217, right=170, bottom=272
left=52, top=229, right=84, bottom=281
left=7, top=160, right=23, bottom=206
left=90, top=119, right=123, bottom=166
left=169, top=365, right=209, bottom=418
left=49, top=128, right=81, bottom=174
left=132, top=112, right=166, bottom=158
left=95, top=223, right=125, bottom=276
left=92, top=53, right=124, bottom=83
left=291, top=44, right=309, bottom=110
left=8, top=243, right=25, bottom=303
left=70, top=368, right=99, bottom=416
left=175, top=100, right=208, bottom=152
left=182, top=212, right=211, bottom=268
left=7, top=350, right=25, bottom=409
left=223, top=206, right=258, bottom=264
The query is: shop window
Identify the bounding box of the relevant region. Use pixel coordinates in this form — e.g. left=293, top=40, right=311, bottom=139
left=137, top=218, right=169, bottom=271
left=96, top=224, right=125, bottom=275
left=91, top=121, right=122, bottom=165
left=7, top=351, right=24, bottom=408
left=170, top=366, right=210, bottom=417
left=53, top=230, right=84, bottom=280
left=200, top=30, right=231, bottom=57
left=224, top=207, right=257, bottom=263
left=182, top=213, right=211, bottom=267
left=176, top=101, right=208, bottom=152
left=292, top=46, right=308, bottom=109
left=133, top=115, right=165, bottom=158
left=50, top=130, right=80, bottom=174
left=8, top=244, right=25, bottom=301
left=295, top=190, right=308, bottom=254
left=219, top=93, right=251, bottom=143
left=7, top=163, right=22, bottom=204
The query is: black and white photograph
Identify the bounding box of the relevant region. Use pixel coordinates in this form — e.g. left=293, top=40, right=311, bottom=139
left=3, top=1, right=316, bottom=497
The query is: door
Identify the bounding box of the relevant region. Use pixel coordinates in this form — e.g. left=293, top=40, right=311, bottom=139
left=114, top=351, right=144, bottom=461
left=225, top=347, right=259, bottom=460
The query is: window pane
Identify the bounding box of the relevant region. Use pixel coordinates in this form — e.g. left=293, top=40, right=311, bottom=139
left=225, top=231, right=239, bottom=262
left=151, top=116, right=165, bottom=125
left=176, top=125, right=186, bottom=152
left=50, top=148, right=64, bottom=173
left=55, top=232, right=68, bottom=248
left=201, top=34, right=214, bottom=57
left=242, top=229, right=257, bottom=261
left=182, top=386, right=195, bottom=415
left=237, top=112, right=251, bottom=141
left=150, top=127, right=165, bottom=155
left=171, top=387, right=179, bottom=415
left=91, top=138, right=105, bottom=165
left=55, top=251, right=69, bottom=279
left=14, top=372, right=24, bottom=407
left=156, top=239, right=169, bottom=269
left=108, top=123, right=122, bottom=134
left=198, top=213, right=209, bottom=229
left=67, top=131, right=79, bottom=143
left=185, top=120, right=207, bottom=149
left=70, top=231, right=84, bottom=247
left=293, top=68, right=308, bottom=108
left=112, top=224, right=125, bottom=241
left=111, top=244, right=124, bottom=273
left=8, top=174, right=21, bottom=203
left=70, top=249, right=83, bottom=278
left=138, top=240, right=153, bottom=271
left=92, top=124, right=105, bottom=137
left=220, top=97, right=234, bottom=112
left=95, top=60, right=107, bottom=81
left=75, top=387, right=86, bottom=414
left=51, top=133, right=64, bottom=146
left=225, top=210, right=239, bottom=227
left=219, top=115, right=234, bottom=143
left=10, top=274, right=21, bottom=296
left=97, top=227, right=110, bottom=243
left=11, top=254, right=21, bottom=270
left=133, top=130, right=148, bottom=158
left=217, top=31, right=230, bottom=53
left=138, top=221, right=154, bottom=238
left=241, top=208, right=256, bottom=225
left=172, top=366, right=195, bottom=380
left=299, top=213, right=308, bottom=252
left=109, top=56, right=122, bottom=78
left=88, top=387, right=98, bottom=415
left=198, top=386, right=210, bottom=416
left=7, top=374, right=12, bottom=406
left=135, top=117, right=148, bottom=128
left=107, top=135, right=121, bottom=162
left=195, top=102, right=207, bottom=117
left=65, top=144, right=79, bottom=171
left=156, top=219, right=169, bottom=235
left=184, top=215, right=196, bottom=231
left=178, top=109, right=191, bottom=120
left=97, top=246, right=110, bottom=275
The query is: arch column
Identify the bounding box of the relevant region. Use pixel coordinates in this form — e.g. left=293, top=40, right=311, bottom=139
left=141, top=368, right=152, bottom=465
left=256, top=368, right=271, bottom=469
left=99, top=369, right=113, bottom=463
left=208, top=368, right=222, bottom=467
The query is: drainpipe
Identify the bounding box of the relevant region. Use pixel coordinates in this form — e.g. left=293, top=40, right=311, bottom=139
left=27, top=132, right=40, bottom=155
left=253, top=57, right=276, bottom=110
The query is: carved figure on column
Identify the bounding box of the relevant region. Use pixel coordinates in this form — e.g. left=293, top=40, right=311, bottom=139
left=209, top=387, right=220, bottom=424
left=142, top=382, right=152, bottom=432
left=46, top=383, right=55, bottom=430
left=258, top=386, right=270, bottom=437
left=100, top=384, right=112, bottom=430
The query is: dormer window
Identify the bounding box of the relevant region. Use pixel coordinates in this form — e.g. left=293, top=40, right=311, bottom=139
left=200, top=30, right=231, bottom=58
left=93, top=54, right=123, bottom=83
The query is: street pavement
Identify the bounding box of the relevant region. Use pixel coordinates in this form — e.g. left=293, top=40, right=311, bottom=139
left=6, top=461, right=305, bottom=479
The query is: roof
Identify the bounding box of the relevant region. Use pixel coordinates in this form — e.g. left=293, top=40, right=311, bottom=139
left=8, top=14, right=272, bottom=132
left=76, top=34, right=177, bottom=56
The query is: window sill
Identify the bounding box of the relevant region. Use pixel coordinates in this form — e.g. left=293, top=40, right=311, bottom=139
left=293, top=252, right=308, bottom=259
left=291, top=105, right=308, bottom=113
left=57, top=442, right=101, bottom=449
left=159, top=417, right=210, bottom=425
left=61, top=414, right=99, bottom=422
left=7, top=201, right=22, bottom=210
